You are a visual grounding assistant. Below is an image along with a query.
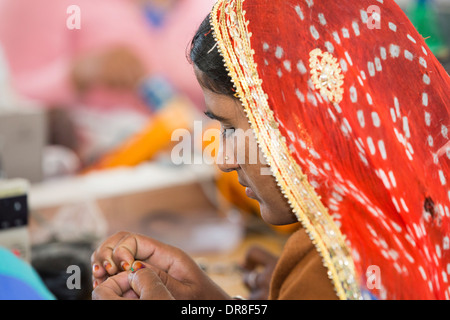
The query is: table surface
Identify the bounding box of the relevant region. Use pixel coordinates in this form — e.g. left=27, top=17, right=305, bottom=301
left=193, top=231, right=289, bottom=299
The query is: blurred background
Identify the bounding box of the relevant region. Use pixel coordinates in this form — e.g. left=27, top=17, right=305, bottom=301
left=0, top=0, right=448, bottom=300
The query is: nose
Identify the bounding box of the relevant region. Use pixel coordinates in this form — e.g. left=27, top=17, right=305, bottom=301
left=216, top=140, right=239, bottom=173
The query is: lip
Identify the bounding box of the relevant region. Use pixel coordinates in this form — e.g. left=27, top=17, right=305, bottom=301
left=245, top=187, right=257, bottom=200
left=238, top=179, right=257, bottom=200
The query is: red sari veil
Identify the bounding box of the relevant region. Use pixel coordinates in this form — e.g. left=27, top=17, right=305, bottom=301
left=210, top=0, right=450, bottom=299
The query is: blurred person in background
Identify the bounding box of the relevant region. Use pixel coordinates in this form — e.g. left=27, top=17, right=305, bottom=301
left=0, top=0, right=215, bottom=167
left=0, top=0, right=214, bottom=110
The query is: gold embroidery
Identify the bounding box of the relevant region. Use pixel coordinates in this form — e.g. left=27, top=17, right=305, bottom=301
left=211, top=0, right=362, bottom=300
left=309, top=48, right=345, bottom=104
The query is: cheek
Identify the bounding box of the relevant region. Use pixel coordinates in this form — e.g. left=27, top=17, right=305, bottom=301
left=233, top=129, right=263, bottom=165
left=242, top=161, right=297, bottom=225
left=257, top=181, right=298, bottom=225
left=243, top=162, right=276, bottom=204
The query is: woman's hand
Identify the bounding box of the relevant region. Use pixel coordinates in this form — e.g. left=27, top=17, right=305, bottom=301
left=241, top=246, right=278, bottom=300
left=92, top=262, right=175, bottom=300
left=91, top=232, right=231, bottom=300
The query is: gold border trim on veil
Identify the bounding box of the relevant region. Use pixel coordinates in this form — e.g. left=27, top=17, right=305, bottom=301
left=210, top=0, right=362, bottom=300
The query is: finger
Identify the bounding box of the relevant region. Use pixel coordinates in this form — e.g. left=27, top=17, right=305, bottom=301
left=91, top=232, right=131, bottom=281
left=242, top=246, right=277, bottom=270
left=123, top=289, right=139, bottom=299
left=92, top=271, right=130, bottom=300
left=92, top=274, right=107, bottom=289
left=91, top=261, right=107, bottom=281
left=129, top=261, right=188, bottom=299
left=111, top=234, right=187, bottom=277
left=243, top=270, right=261, bottom=290
left=128, top=266, right=175, bottom=300
left=130, top=261, right=175, bottom=291
left=109, top=234, right=139, bottom=270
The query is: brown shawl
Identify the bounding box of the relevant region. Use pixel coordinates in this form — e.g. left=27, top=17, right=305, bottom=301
left=269, top=228, right=339, bottom=300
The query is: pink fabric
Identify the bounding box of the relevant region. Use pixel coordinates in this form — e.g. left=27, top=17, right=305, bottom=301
left=0, top=0, right=214, bottom=109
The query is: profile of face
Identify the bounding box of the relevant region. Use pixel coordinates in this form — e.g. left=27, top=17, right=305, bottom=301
left=195, top=68, right=297, bottom=226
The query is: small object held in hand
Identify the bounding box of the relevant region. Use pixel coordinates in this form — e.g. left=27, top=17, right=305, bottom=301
left=131, top=261, right=145, bottom=273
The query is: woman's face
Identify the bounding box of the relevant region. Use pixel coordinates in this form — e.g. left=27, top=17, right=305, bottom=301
left=196, top=70, right=297, bottom=225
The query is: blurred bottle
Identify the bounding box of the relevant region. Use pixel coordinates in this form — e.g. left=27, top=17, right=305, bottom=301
left=0, top=42, right=43, bottom=111
left=83, top=74, right=197, bottom=172
left=0, top=44, right=46, bottom=184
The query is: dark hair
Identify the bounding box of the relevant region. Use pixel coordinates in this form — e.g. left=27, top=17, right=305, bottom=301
left=188, top=14, right=235, bottom=97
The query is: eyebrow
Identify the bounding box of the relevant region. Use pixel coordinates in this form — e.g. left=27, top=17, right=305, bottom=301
left=204, top=111, right=230, bottom=122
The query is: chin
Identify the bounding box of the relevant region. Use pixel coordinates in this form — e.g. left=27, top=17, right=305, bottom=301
left=259, top=205, right=297, bottom=226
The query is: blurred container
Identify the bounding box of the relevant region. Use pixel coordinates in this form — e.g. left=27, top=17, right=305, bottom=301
left=0, top=109, right=47, bottom=184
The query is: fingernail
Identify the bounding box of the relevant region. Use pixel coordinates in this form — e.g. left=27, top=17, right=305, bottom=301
left=93, top=280, right=98, bottom=289
left=92, top=264, right=100, bottom=273
left=104, top=262, right=112, bottom=271
left=121, top=261, right=130, bottom=271
left=131, top=261, right=145, bottom=273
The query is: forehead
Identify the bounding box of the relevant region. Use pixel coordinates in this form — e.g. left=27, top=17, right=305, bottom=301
left=202, top=88, right=243, bottom=119
left=193, top=66, right=243, bottom=118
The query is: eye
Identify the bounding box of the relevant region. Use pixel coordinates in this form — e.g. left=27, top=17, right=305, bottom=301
left=221, top=126, right=235, bottom=137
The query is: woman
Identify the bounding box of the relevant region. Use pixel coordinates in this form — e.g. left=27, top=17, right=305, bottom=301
left=91, top=0, right=450, bottom=300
